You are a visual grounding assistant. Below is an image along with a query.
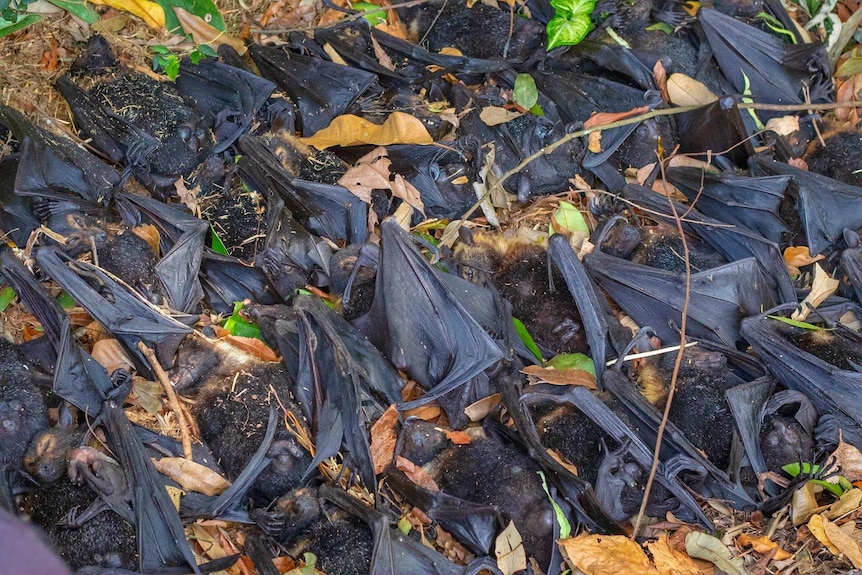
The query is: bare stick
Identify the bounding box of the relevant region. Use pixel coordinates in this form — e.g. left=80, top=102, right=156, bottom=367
left=632, top=158, right=693, bottom=538
left=138, top=342, right=193, bottom=460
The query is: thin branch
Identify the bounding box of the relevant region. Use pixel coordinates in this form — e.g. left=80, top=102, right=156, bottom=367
left=632, top=157, right=693, bottom=538
left=138, top=342, right=193, bottom=460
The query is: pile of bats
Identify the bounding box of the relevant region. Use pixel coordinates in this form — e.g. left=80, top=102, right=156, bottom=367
left=2, top=0, right=862, bottom=572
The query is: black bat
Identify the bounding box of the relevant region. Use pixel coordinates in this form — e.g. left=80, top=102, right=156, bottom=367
left=288, top=294, right=405, bottom=492
left=353, top=219, right=502, bottom=422
left=584, top=249, right=773, bottom=348
left=741, top=304, right=862, bottom=451
left=699, top=8, right=833, bottom=107
left=248, top=44, right=377, bottom=136
left=543, top=40, right=657, bottom=91
left=114, top=192, right=208, bottom=314
left=749, top=154, right=862, bottom=255
left=620, top=184, right=797, bottom=304
left=0, top=154, right=39, bottom=249
left=35, top=246, right=192, bottom=370
left=0, top=104, right=120, bottom=207
left=175, top=56, right=276, bottom=154
left=843, top=230, right=862, bottom=304
left=238, top=134, right=367, bottom=246
left=200, top=250, right=282, bottom=314
left=664, top=167, right=792, bottom=245
left=673, top=98, right=755, bottom=170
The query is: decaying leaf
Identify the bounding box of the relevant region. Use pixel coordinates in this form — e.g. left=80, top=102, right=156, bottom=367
left=666, top=73, right=718, bottom=106
left=684, top=531, right=746, bottom=575
left=444, top=430, right=471, bottom=445
left=764, top=115, right=800, bottom=136
left=784, top=246, right=825, bottom=275
left=521, top=365, right=597, bottom=388
left=132, top=224, right=161, bottom=256
left=464, top=393, right=501, bottom=422
left=472, top=145, right=501, bottom=228
left=302, top=112, right=434, bottom=149
left=830, top=437, right=862, bottom=482
left=370, top=405, right=399, bottom=474
left=153, top=457, right=231, bottom=496
left=495, top=521, right=526, bottom=575
left=395, top=455, right=439, bottom=491
left=583, top=106, right=649, bottom=129
left=132, top=376, right=163, bottom=415
left=645, top=535, right=701, bottom=575
left=736, top=533, right=792, bottom=560
left=174, top=177, right=199, bottom=215
left=174, top=7, right=246, bottom=54
left=826, top=488, right=862, bottom=519
left=223, top=334, right=279, bottom=362
left=792, top=263, right=840, bottom=321
left=792, top=481, right=820, bottom=526
left=165, top=485, right=185, bottom=510
left=338, top=147, right=425, bottom=213
left=587, top=131, right=602, bottom=153
left=91, top=338, right=133, bottom=374
left=479, top=106, right=524, bottom=126
left=653, top=60, right=669, bottom=103
left=822, top=515, right=862, bottom=568
left=560, top=534, right=654, bottom=575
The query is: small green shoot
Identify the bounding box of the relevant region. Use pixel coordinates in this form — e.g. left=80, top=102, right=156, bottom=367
left=513, top=317, right=544, bottom=363
left=353, top=1, right=386, bottom=26
left=740, top=71, right=765, bottom=131
left=754, top=12, right=797, bottom=44
left=397, top=516, right=412, bottom=535
left=0, top=287, right=15, bottom=313
left=222, top=301, right=263, bottom=340
left=546, top=353, right=596, bottom=377
left=538, top=471, right=571, bottom=539
left=645, top=21, right=673, bottom=34
left=550, top=201, right=589, bottom=237
left=152, top=45, right=181, bottom=81
left=188, top=43, right=217, bottom=64
left=546, top=0, right=596, bottom=50
left=56, top=291, right=76, bottom=309
left=210, top=224, right=229, bottom=255
left=782, top=462, right=852, bottom=497
left=513, top=73, right=539, bottom=112
left=766, top=315, right=835, bottom=331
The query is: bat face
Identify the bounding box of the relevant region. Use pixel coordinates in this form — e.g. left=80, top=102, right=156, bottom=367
left=760, top=414, right=814, bottom=474
left=97, top=229, right=165, bottom=304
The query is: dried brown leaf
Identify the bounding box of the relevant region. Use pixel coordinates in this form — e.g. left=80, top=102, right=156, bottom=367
left=223, top=335, right=279, bottom=362
left=653, top=60, right=669, bottom=103
left=684, top=531, right=746, bottom=575
left=832, top=438, right=862, bottom=482
left=302, top=112, right=434, bottom=149
left=584, top=106, right=650, bottom=129
left=444, top=430, right=472, bottom=445
left=464, top=393, right=501, bottom=422
left=395, top=455, right=439, bottom=491
left=370, top=33, right=395, bottom=71
left=822, top=515, right=862, bottom=567
left=792, top=263, right=840, bottom=321
left=132, top=224, right=160, bottom=256
left=560, top=534, right=656, bottom=575
left=479, top=106, right=523, bottom=126
left=154, top=457, right=231, bottom=496
left=370, top=405, right=399, bottom=474
left=495, top=521, right=526, bottom=575
left=91, top=338, right=133, bottom=374
left=764, top=115, right=800, bottom=136
left=174, top=7, right=246, bottom=54
left=736, top=533, right=792, bottom=561
left=646, top=534, right=701, bottom=575
left=588, top=131, right=602, bottom=153
left=521, top=365, right=597, bottom=388
left=666, top=73, right=718, bottom=106
left=784, top=245, right=825, bottom=275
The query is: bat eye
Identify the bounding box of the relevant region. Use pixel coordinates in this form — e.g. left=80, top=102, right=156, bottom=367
left=195, top=128, right=207, bottom=142
left=2, top=417, right=16, bottom=432
left=429, top=163, right=441, bottom=180
left=178, top=126, right=192, bottom=141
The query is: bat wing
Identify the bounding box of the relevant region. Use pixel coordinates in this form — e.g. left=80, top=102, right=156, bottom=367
left=620, top=184, right=796, bottom=303
left=584, top=252, right=773, bottom=347
left=665, top=167, right=791, bottom=244
left=725, top=378, right=774, bottom=484
left=175, top=57, right=276, bottom=154
left=248, top=44, right=377, bottom=136
left=357, top=219, right=502, bottom=418
left=35, top=247, right=192, bottom=368
left=699, top=8, right=832, bottom=105
left=842, top=231, right=862, bottom=304
left=674, top=99, right=754, bottom=169
left=200, top=251, right=282, bottom=314
left=115, top=192, right=208, bottom=314
left=319, top=484, right=467, bottom=575
left=749, top=155, right=862, bottom=255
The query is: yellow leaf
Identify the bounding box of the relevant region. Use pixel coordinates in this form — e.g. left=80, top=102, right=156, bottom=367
left=808, top=514, right=840, bottom=555
left=792, top=481, right=821, bottom=526
left=736, top=533, right=792, bottom=561
left=822, top=515, right=862, bottom=568
left=827, top=488, right=862, bottom=519
left=88, top=0, right=164, bottom=27
left=495, top=521, right=526, bottom=575
left=666, top=73, right=718, bottom=106
left=302, top=112, right=434, bottom=149
left=560, top=534, right=657, bottom=575
left=152, top=457, right=231, bottom=496
left=173, top=7, right=246, bottom=55
left=764, top=115, right=800, bottom=136
left=588, top=131, right=602, bottom=153
left=783, top=245, right=824, bottom=276
left=479, top=106, right=523, bottom=126
left=646, top=535, right=701, bottom=575
left=165, top=485, right=185, bottom=510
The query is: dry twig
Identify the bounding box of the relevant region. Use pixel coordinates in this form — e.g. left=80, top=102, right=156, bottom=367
left=138, top=341, right=194, bottom=459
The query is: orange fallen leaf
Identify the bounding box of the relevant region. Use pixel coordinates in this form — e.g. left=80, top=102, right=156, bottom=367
left=339, top=146, right=424, bottom=212
left=736, top=533, right=792, bottom=561
left=584, top=106, right=650, bottom=129
left=395, top=455, right=439, bottom=491
left=521, top=365, right=597, bottom=388
left=370, top=405, right=399, bottom=474
left=587, top=131, right=602, bottom=153
left=560, top=534, right=658, bottom=575
left=646, top=534, right=701, bottom=575
left=444, top=430, right=472, bottom=445
left=784, top=245, right=824, bottom=275
left=224, top=334, right=279, bottom=362
left=132, top=224, right=161, bottom=255
left=302, top=112, right=434, bottom=149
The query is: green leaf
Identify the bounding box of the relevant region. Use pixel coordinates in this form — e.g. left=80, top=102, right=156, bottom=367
left=151, top=0, right=225, bottom=35
left=0, top=286, right=15, bottom=313
left=528, top=103, right=544, bottom=116
left=766, top=315, right=834, bottom=331
left=45, top=0, right=98, bottom=22
left=197, top=43, right=217, bottom=57
left=513, top=73, right=539, bottom=111
left=551, top=201, right=589, bottom=236
left=222, top=301, right=263, bottom=340
left=538, top=471, right=571, bottom=539
left=353, top=1, right=386, bottom=26
left=755, top=11, right=797, bottom=44
left=153, top=51, right=181, bottom=80
left=151, top=44, right=170, bottom=54
left=546, top=353, right=596, bottom=377
left=740, top=71, right=765, bottom=130
left=56, top=291, right=76, bottom=309
left=513, top=317, right=544, bottom=363
left=189, top=49, right=203, bottom=65
left=210, top=224, right=229, bottom=255
left=546, top=15, right=593, bottom=50
left=645, top=21, right=673, bottom=34
left=782, top=462, right=847, bottom=496
left=0, top=13, right=39, bottom=39
left=397, top=516, right=412, bottom=535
